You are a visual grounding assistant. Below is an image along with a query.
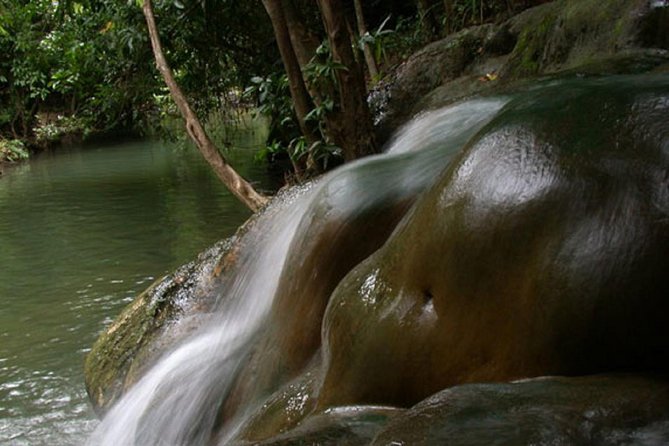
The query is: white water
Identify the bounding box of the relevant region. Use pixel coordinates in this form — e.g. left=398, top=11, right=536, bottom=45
left=88, top=98, right=507, bottom=445
left=385, top=99, right=508, bottom=155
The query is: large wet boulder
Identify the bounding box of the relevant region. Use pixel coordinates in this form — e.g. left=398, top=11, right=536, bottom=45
left=86, top=75, right=669, bottom=445
left=217, top=127, right=489, bottom=428
left=219, top=75, right=669, bottom=445
left=317, top=76, right=669, bottom=411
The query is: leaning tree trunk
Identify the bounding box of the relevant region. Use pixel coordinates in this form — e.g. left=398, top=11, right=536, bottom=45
left=142, top=0, right=267, bottom=212
left=317, top=0, right=377, bottom=161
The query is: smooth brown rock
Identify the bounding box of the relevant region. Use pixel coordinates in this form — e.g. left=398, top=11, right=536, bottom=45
left=318, top=76, right=669, bottom=409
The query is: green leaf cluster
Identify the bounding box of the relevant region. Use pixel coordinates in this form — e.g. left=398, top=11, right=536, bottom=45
left=0, top=0, right=277, bottom=147
left=0, top=138, right=29, bottom=162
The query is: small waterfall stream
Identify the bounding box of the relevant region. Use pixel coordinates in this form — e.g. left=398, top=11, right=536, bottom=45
left=88, top=98, right=507, bottom=445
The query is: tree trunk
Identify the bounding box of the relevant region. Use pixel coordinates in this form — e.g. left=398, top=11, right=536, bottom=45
left=142, top=0, right=267, bottom=212
left=281, top=0, right=320, bottom=69
left=262, top=0, right=318, bottom=147
left=443, top=0, right=454, bottom=33
left=281, top=0, right=328, bottom=135
left=353, top=0, right=379, bottom=81
left=317, top=0, right=376, bottom=161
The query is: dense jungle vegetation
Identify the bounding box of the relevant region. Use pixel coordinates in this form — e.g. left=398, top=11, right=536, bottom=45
left=0, top=0, right=544, bottom=181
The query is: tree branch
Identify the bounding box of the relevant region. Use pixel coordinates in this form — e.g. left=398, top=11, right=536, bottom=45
left=143, top=0, right=268, bottom=212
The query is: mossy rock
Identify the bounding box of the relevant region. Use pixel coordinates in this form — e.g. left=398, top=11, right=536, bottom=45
left=502, top=0, right=662, bottom=77
left=375, top=0, right=669, bottom=144
left=83, top=186, right=313, bottom=416
left=83, top=238, right=235, bottom=415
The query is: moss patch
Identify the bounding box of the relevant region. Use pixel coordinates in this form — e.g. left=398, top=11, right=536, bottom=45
left=83, top=239, right=233, bottom=415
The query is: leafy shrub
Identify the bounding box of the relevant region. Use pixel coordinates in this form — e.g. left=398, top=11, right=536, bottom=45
left=33, top=115, right=89, bottom=143
left=0, top=139, right=29, bottom=162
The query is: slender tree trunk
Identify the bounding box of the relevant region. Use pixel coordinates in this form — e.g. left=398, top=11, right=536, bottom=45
left=262, top=0, right=318, bottom=147
left=281, top=0, right=328, bottom=139
left=142, top=0, right=267, bottom=212
left=353, top=0, right=379, bottom=81
left=281, top=0, right=319, bottom=69
left=443, top=0, right=454, bottom=33
left=317, top=0, right=376, bottom=161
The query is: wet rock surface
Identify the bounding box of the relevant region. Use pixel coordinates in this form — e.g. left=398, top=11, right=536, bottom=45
left=83, top=190, right=288, bottom=415
left=372, top=374, right=669, bottom=446
left=83, top=238, right=234, bottom=415
left=86, top=75, right=669, bottom=444
left=318, top=76, right=669, bottom=410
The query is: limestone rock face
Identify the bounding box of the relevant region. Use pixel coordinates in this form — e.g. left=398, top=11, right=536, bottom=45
left=318, top=76, right=669, bottom=409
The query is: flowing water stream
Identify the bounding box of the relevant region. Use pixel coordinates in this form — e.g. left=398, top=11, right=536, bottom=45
left=88, top=98, right=508, bottom=445
left=0, top=135, right=271, bottom=445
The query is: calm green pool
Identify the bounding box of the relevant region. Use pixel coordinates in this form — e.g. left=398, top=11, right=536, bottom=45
left=0, top=138, right=269, bottom=445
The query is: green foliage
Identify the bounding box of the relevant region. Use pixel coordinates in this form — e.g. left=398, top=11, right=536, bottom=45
left=358, top=16, right=395, bottom=72
left=244, top=73, right=299, bottom=146
left=0, top=139, right=29, bottom=162
left=245, top=40, right=348, bottom=176
left=448, top=0, right=509, bottom=28
left=297, top=139, right=342, bottom=171
left=33, top=115, right=90, bottom=143
left=0, top=0, right=156, bottom=142
left=0, top=0, right=538, bottom=175
left=364, top=14, right=425, bottom=68
left=304, top=41, right=348, bottom=90
left=0, top=0, right=277, bottom=149
left=254, top=139, right=285, bottom=164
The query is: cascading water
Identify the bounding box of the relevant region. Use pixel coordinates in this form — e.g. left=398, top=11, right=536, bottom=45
left=88, top=97, right=507, bottom=445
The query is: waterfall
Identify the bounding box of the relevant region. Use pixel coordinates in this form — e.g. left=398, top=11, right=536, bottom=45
left=88, top=97, right=507, bottom=445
